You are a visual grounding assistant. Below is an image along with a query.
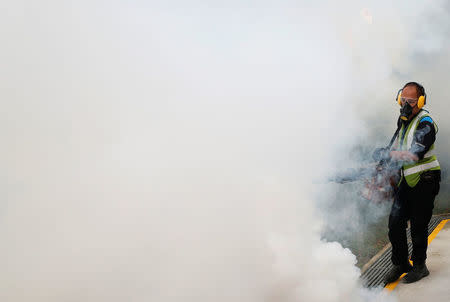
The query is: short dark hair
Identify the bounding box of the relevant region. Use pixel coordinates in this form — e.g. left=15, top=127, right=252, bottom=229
left=403, top=82, right=425, bottom=98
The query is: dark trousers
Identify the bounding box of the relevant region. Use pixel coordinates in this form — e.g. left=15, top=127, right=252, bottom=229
left=388, top=171, right=440, bottom=266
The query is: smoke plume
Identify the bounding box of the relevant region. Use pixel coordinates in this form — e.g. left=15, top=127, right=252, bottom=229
left=1, top=1, right=449, bottom=301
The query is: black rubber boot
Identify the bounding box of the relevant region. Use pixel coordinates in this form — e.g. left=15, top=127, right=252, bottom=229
left=403, top=262, right=429, bottom=283
left=384, top=263, right=413, bottom=284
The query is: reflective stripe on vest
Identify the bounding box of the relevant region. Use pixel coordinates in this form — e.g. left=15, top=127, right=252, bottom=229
left=403, top=159, right=440, bottom=176
left=398, top=110, right=440, bottom=187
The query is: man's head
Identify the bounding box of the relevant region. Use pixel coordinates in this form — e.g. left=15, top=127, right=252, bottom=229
left=398, top=82, right=426, bottom=120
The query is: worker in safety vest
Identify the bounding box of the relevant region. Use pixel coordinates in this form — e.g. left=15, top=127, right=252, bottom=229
left=384, top=82, right=441, bottom=284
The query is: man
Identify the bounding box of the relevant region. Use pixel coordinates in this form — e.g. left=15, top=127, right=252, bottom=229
left=384, top=82, right=441, bottom=284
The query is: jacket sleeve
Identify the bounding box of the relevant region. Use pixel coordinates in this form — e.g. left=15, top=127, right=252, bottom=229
left=409, top=119, right=436, bottom=160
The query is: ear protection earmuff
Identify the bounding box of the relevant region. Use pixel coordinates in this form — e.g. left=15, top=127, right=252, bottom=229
left=396, top=82, right=427, bottom=109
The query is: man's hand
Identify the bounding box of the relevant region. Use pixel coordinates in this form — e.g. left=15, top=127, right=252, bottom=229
left=389, top=150, right=419, bottom=162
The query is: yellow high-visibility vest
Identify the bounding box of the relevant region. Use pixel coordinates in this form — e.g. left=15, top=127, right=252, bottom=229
left=397, top=110, right=440, bottom=187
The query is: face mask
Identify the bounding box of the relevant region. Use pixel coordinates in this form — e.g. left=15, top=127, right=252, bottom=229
left=400, top=103, right=413, bottom=121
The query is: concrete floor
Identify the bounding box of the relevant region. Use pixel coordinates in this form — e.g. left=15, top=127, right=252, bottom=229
left=393, top=221, right=450, bottom=301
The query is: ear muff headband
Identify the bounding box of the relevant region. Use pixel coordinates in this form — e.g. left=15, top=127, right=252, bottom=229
left=396, top=82, right=427, bottom=109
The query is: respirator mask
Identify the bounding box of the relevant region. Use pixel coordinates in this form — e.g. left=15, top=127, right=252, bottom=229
left=400, top=102, right=413, bottom=121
